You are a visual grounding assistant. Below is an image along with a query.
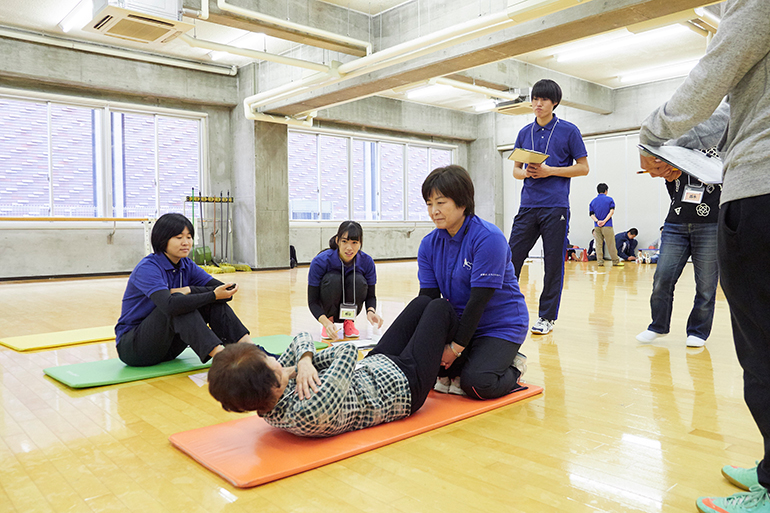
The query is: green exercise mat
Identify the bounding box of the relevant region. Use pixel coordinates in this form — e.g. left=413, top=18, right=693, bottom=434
left=254, top=334, right=329, bottom=355
left=44, top=335, right=330, bottom=389
left=44, top=347, right=211, bottom=389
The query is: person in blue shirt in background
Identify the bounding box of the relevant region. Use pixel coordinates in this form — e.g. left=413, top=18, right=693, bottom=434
left=307, top=221, right=383, bottom=341
left=615, top=228, right=639, bottom=261
left=418, top=165, right=528, bottom=399
left=589, top=183, right=622, bottom=267
left=508, top=79, right=589, bottom=335
left=115, top=213, right=251, bottom=366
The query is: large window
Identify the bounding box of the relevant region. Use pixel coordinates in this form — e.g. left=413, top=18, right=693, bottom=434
left=0, top=93, right=203, bottom=218
left=288, top=130, right=454, bottom=222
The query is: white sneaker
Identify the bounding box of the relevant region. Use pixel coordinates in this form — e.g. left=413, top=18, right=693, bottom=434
left=434, top=376, right=450, bottom=393
left=531, top=318, right=554, bottom=335
left=513, top=352, right=527, bottom=381
left=686, top=335, right=706, bottom=347
left=636, top=330, right=663, bottom=343
left=448, top=376, right=466, bottom=396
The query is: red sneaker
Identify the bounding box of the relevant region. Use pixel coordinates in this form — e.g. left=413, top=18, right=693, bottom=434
left=343, top=320, right=359, bottom=338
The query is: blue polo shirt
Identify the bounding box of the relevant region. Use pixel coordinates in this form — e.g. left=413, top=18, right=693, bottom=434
left=417, top=215, right=528, bottom=343
left=589, top=194, right=615, bottom=227
left=514, top=115, right=588, bottom=208
left=115, top=253, right=212, bottom=343
left=308, top=249, right=377, bottom=287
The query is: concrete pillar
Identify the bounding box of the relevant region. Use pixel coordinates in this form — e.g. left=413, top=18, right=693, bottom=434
left=468, top=112, right=504, bottom=229
left=253, top=121, right=290, bottom=269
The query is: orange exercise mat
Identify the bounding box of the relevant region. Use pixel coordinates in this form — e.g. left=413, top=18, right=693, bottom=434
left=170, top=384, right=543, bottom=488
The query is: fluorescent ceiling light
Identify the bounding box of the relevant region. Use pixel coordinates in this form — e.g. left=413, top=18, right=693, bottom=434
left=474, top=99, right=498, bottom=112
left=619, top=58, right=700, bottom=84
left=58, top=0, right=93, bottom=33
left=406, top=84, right=454, bottom=100
left=555, top=24, right=691, bottom=63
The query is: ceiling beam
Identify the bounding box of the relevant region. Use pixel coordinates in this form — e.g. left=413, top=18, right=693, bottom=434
left=261, top=0, right=713, bottom=116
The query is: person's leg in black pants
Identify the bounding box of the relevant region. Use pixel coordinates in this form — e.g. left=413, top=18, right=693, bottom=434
left=319, top=270, right=344, bottom=319
left=367, top=296, right=458, bottom=413
left=344, top=272, right=369, bottom=314
left=508, top=208, right=542, bottom=278
left=538, top=207, right=569, bottom=321
left=458, top=336, right=523, bottom=399
left=719, top=195, right=770, bottom=488
left=117, top=302, right=249, bottom=366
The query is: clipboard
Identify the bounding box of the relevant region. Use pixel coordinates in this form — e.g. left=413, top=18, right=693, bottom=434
left=508, top=147, right=549, bottom=164
left=638, top=144, right=723, bottom=184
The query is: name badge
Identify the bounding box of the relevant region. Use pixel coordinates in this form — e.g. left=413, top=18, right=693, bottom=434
left=683, top=184, right=704, bottom=204
left=339, top=303, right=357, bottom=320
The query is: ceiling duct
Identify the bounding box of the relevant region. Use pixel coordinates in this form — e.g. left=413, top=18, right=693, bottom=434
left=83, top=0, right=193, bottom=44
left=494, top=91, right=531, bottom=116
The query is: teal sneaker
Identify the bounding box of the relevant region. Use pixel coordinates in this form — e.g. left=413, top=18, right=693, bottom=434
left=722, top=463, right=761, bottom=491
left=697, top=485, right=770, bottom=513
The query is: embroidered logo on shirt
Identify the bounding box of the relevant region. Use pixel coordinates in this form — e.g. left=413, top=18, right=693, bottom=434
left=463, top=258, right=473, bottom=270
left=559, top=215, right=566, bottom=221
left=674, top=207, right=682, bottom=215
left=696, top=203, right=710, bottom=217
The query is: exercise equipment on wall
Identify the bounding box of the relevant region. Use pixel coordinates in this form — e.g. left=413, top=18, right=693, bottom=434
left=184, top=190, right=249, bottom=273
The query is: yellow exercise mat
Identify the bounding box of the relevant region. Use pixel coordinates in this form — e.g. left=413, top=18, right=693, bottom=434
left=0, top=326, right=115, bottom=352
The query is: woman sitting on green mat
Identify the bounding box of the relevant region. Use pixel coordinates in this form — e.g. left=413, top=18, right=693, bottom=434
left=115, top=213, right=252, bottom=366
left=209, top=295, right=525, bottom=438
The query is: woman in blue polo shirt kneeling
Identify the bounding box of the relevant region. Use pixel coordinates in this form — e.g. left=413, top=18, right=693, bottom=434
left=115, top=213, right=251, bottom=366
left=419, top=165, right=529, bottom=399
left=307, top=221, right=383, bottom=341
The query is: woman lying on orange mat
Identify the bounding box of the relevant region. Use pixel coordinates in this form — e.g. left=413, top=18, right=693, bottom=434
left=115, top=213, right=252, bottom=366
left=209, top=295, right=468, bottom=437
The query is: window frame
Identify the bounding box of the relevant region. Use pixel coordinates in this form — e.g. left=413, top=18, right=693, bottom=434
left=0, top=87, right=207, bottom=222
left=288, top=126, right=456, bottom=225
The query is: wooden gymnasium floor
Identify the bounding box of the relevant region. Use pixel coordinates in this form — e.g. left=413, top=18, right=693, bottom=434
left=0, top=259, right=757, bottom=513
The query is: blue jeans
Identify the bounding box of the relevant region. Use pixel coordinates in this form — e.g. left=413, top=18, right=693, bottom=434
left=648, top=222, right=718, bottom=339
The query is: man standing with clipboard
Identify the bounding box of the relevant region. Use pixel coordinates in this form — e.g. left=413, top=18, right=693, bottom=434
left=508, top=79, right=589, bottom=335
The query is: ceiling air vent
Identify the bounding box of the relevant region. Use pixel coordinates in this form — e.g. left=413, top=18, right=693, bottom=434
left=83, top=0, right=193, bottom=44
left=495, top=93, right=532, bottom=116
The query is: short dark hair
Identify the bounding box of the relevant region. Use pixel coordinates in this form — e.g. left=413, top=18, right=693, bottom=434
left=329, top=220, right=363, bottom=251
left=597, top=183, right=608, bottom=194
left=421, top=165, right=475, bottom=216
left=531, top=79, right=562, bottom=109
left=208, top=344, right=281, bottom=413
left=151, top=213, right=194, bottom=254
left=628, top=228, right=639, bottom=236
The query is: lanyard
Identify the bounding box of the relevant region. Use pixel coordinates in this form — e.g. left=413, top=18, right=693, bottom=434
left=530, top=118, right=560, bottom=158
left=340, top=256, right=356, bottom=305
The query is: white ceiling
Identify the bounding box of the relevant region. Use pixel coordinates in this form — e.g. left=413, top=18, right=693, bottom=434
left=0, top=0, right=718, bottom=114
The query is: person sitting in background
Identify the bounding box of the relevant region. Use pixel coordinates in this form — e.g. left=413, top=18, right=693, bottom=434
left=615, top=228, right=638, bottom=261
left=647, top=226, right=664, bottom=264
left=115, top=213, right=251, bottom=366
left=566, top=232, right=581, bottom=261
left=307, top=221, right=383, bottom=341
